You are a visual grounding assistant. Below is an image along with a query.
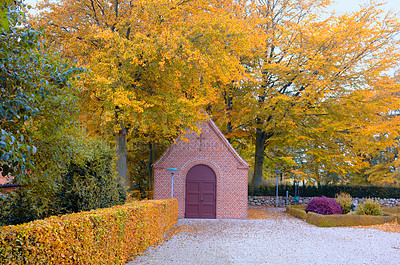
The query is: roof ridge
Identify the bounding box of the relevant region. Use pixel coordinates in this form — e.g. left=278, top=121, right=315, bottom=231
left=153, top=118, right=250, bottom=169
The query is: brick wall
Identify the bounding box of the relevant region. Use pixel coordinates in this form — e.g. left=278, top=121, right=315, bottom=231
left=154, top=120, right=249, bottom=219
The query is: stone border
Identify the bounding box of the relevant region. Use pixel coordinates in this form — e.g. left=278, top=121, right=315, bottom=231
left=286, top=205, right=398, bottom=227
left=382, top=206, right=400, bottom=224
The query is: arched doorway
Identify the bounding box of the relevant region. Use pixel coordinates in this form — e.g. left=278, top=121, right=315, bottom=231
left=185, top=164, right=216, bottom=218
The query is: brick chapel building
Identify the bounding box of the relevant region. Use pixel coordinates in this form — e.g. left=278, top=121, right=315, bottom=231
left=153, top=119, right=250, bottom=219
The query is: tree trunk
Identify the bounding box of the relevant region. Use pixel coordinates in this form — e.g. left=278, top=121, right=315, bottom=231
left=148, top=141, right=156, bottom=191
left=251, top=128, right=266, bottom=190
left=116, top=126, right=129, bottom=189
left=226, top=94, right=233, bottom=143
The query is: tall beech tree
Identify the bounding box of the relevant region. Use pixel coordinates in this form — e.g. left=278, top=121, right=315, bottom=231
left=225, top=0, right=400, bottom=188
left=33, top=0, right=259, bottom=187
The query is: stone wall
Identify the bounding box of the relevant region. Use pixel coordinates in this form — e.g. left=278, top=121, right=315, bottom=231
left=249, top=196, right=400, bottom=207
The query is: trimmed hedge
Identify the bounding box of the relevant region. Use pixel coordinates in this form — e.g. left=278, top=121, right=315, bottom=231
left=286, top=205, right=397, bottom=227
left=285, top=205, right=307, bottom=220
left=0, top=199, right=178, bottom=264
left=382, top=206, right=400, bottom=224
left=382, top=206, right=400, bottom=214
left=250, top=184, right=400, bottom=198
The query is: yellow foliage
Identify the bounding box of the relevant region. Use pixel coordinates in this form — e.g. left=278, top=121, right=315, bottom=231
left=0, top=199, right=178, bottom=264
left=32, top=0, right=260, bottom=141
left=213, top=0, right=400, bottom=186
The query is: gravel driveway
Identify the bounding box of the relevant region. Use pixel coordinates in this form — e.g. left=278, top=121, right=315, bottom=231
left=128, top=207, right=400, bottom=265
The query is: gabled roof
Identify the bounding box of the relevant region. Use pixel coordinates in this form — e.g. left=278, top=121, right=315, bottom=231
left=154, top=118, right=250, bottom=169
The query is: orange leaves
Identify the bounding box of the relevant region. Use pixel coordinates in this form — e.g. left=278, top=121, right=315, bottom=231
left=0, top=199, right=178, bottom=264
left=33, top=0, right=259, bottom=142
left=227, top=0, right=400, bottom=186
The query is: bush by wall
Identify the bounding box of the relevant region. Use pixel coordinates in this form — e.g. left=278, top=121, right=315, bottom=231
left=249, top=184, right=400, bottom=199
left=305, top=196, right=342, bottom=215
left=0, top=199, right=178, bottom=264
left=335, top=192, right=353, bottom=214
left=357, top=198, right=383, bottom=216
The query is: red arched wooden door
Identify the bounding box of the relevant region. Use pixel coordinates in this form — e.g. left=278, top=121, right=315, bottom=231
left=185, top=164, right=216, bottom=218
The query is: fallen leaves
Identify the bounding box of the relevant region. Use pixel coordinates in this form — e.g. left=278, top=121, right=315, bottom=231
left=248, top=206, right=295, bottom=220
left=351, top=221, right=400, bottom=233
left=162, top=224, right=205, bottom=242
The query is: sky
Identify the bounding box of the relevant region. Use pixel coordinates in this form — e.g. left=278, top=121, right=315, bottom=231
left=327, top=0, right=399, bottom=14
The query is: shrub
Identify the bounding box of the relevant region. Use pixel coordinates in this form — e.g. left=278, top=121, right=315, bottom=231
left=305, top=196, right=343, bottom=215
left=55, top=140, right=126, bottom=214
left=0, top=189, right=41, bottom=226
left=335, top=192, right=353, bottom=214
left=357, top=198, right=383, bottom=216
left=0, top=199, right=178, bottom=264
left=0, top=138, right=127, bottom=226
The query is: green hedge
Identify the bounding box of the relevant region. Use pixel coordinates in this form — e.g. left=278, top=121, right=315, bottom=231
left=286, top=205, right=397, bottom=227
left=382, top=206, right=400, bottom=224
left=0, top=199, right=178, bottom=264
left=249, top=184, right=400, bottom=198
left=285, top=205, right=307, bottom=220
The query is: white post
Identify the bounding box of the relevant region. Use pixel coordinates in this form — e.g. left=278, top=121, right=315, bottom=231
left=171, top=172, right=174, bottom=198
left=166, top=167, right=179, bottom=199
left=276, top=174, right=279, bottom=207
left=274, top=170, right=281, bottom=207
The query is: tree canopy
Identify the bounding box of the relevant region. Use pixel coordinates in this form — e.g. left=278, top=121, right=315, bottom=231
left=34, top=0, right=261, bottom=186
left=30, top=0, right=400, bottom=189
left=209, top=0, right=400, bottom=187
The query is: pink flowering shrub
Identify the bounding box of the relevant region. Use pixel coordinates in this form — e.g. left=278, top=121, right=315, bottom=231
left=305, top=196, right=343, bottom=215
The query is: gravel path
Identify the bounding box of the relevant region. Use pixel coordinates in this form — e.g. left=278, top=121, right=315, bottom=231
left=128, top=207, right=400, bottom=265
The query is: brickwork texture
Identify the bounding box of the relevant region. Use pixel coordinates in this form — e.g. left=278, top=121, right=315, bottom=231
left=154, top=120, right=249, bottom=219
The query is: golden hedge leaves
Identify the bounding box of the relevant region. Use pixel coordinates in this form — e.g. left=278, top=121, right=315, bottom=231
left=0, top=199, right=178, bottom=264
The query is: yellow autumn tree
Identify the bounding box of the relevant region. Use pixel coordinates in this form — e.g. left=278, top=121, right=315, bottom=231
left=207, top=0, right=400, bottom=188
left=32, top=0, right=260, bottom=187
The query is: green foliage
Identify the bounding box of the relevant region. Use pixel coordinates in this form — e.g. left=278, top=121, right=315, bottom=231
left=0, top=137, right=127, bottom=226
left=0, top=7, right=124, bottom=225
left=0, top=199, right=178, bottom=264
left=0, top=0, right=82, bottom=179
left=0, top=189, right=40, bottom=225
left=127, top=137, right=170, bottom=195
left=56, top=139, right=126, bottom=214
left=357, top=199, right=383, bottom=216
left=0, top=0, right=20, bottom=31
left=285, top=205, right=307, bottom=220
left=335, top=192, right=353, bottom=214
left=0, top=0, right=125, bottom=227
